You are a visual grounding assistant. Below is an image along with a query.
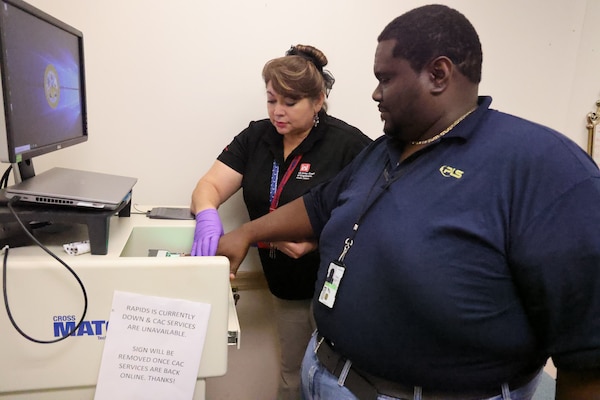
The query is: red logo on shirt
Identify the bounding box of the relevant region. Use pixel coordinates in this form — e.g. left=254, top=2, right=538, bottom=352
left=300, top=163, right=311, bottom=172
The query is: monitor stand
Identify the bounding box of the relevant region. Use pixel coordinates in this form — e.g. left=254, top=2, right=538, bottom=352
left=0, top=192, right=131, bottom=255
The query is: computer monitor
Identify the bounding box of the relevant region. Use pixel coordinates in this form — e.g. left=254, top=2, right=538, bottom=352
left=0, top=0, right=87, bottom=183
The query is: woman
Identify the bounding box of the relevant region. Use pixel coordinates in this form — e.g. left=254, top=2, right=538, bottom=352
left=190, top=44, right=371, bottom=400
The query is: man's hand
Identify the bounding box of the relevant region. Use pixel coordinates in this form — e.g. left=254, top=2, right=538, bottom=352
left=215, top=197, right=315, bottom=279
left=216, top=229, right=251, bottom=280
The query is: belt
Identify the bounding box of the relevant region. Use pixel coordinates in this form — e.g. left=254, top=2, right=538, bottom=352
left=314, top=334, right=541, bottom=400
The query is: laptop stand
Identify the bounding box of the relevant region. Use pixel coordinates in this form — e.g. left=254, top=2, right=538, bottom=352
left=0, top=193, right=131, bottom=255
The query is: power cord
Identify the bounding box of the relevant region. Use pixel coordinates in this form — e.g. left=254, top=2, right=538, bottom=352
left=132, top=203, right=150, bottom=215
left=2, top=196, right=88, bottom=343
left=0, top=164, right=12, bottom=189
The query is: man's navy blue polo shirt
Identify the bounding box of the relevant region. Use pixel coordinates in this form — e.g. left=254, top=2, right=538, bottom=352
left=305, top=96, right=600, bottom=390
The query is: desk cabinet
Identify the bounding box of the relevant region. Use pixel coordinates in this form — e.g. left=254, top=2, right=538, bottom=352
left=0, top=209, right=239, bottom=400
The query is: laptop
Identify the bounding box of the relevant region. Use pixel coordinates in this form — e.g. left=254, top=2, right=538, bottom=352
left=4, top=167, right=138, bottom=210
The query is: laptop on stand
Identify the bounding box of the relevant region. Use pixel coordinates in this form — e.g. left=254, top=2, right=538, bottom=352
left=3, top=167, right=137, bottom=210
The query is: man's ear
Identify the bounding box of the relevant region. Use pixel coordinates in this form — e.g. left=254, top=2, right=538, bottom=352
left=427, top=56, right=453, bottom=94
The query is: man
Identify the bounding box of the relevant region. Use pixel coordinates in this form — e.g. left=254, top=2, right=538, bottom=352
left=217, top=5, right=600, bottom=400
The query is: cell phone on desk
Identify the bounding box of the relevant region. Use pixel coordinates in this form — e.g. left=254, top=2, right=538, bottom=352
left=147, top=207, right=194, bottom=220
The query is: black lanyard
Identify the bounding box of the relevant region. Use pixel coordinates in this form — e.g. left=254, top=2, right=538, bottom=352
left=337, top=158, right=418, bottom=263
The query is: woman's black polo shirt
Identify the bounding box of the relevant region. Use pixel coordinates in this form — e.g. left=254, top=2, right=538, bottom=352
left=217, top=112, right=371, bottom=299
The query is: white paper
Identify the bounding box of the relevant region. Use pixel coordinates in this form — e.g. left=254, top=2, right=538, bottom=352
left=94, top=291, right=211, bottom=400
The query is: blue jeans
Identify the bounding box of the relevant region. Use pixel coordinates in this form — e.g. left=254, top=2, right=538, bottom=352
left=301, top=333, right=542, bottom=400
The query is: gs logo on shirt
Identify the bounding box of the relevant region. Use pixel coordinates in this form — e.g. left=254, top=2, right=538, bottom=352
left=439, top=165, right=464, bottom=179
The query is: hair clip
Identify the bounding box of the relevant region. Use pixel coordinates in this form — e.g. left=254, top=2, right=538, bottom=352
left=285, top=45, right=297, bottom=56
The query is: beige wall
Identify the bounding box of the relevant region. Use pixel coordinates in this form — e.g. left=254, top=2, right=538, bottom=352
left=19, top=0, right=600, bottom=274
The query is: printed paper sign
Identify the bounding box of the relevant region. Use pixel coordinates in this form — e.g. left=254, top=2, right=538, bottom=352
left=94, top=291, right=211, bottom=400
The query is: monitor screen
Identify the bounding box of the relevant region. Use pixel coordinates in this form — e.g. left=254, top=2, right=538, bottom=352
left=0, top=0, right=87, bottom=181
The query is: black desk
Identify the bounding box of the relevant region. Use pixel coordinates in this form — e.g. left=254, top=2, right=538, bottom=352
left=0, top=196, right=131, bottom=255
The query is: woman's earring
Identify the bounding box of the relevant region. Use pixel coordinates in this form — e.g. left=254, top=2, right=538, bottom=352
left=313, top=112, right=320, bottom=127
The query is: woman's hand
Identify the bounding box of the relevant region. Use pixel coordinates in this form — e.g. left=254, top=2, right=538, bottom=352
left=271, top=240, right=318, bottom=259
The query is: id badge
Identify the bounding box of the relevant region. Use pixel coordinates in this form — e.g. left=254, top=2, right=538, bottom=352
left=318, top=261, right=346, bottom=308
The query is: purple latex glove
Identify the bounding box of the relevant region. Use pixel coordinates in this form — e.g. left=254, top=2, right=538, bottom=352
left=191, top=209, right=224, bottom=256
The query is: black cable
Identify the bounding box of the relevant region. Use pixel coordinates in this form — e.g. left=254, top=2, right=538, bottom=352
left=2, top=197, right=88, bottom=343
left=0, top=164, right=12, bottom=189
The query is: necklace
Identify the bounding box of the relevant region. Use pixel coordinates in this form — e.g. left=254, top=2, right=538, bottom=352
left=410, top=107, right=477, bottom=145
